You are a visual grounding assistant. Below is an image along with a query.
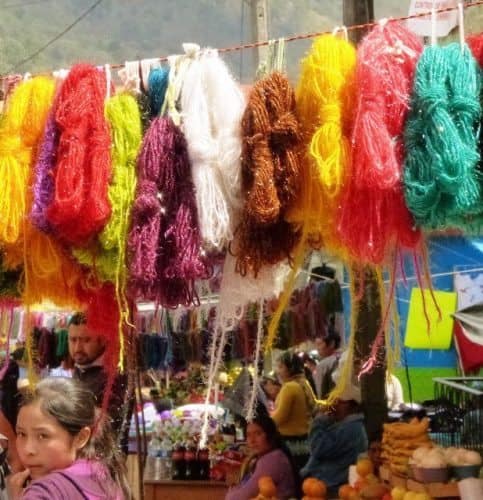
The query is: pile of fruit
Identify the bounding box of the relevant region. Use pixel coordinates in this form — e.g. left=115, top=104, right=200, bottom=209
left=250, top=476, right=328, bottom=500
left=381, top=418, right=432, bottom=476
left=338, top=458, right=390, bottom=499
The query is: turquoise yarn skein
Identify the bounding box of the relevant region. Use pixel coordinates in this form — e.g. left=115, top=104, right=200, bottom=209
left=403, top=43, right=481, bottom=230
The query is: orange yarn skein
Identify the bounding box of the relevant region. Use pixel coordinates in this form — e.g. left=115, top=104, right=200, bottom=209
left=233, top=72, right=303, bottom=277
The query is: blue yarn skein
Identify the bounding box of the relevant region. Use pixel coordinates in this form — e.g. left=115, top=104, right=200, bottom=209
left=148, top=66, right=170, bottom=117
left=403, top=43, right=481, bottom=230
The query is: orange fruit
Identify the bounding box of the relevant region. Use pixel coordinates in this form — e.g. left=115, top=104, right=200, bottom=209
left=302, top=477, right=327, bottom=497
left=356, top=458, right=374, bottom=477
left=339, top=484, right=357, bottom=499
left=258, top=476, right=277, bottom=498
left=353, top=478, right=367, bottom=492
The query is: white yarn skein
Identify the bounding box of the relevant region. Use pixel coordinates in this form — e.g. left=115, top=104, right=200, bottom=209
left=181, top=49, right=246, bottom=251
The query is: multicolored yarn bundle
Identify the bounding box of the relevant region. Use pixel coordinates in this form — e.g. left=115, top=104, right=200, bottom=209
left=404, top=43, right=482, bottom=230
left=182, top=49, right=246, bottom=250
left=47, top=64, right=112, bottom=246
left=338, top=22, right=423, bottom=265
left=233, top=71, right=302, bottom=277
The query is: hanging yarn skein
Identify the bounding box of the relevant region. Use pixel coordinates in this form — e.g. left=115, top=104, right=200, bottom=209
left=338, top=22, right=423, bottom=265
left=404, top=43, right=481, bottom=230
left=46, top=63, right=112, bottom=246
left=232, top=71, right=303, bottom=277
left=296, top=33, right=356, bottom=256
left=128, top=117, right=165, bottom=299
left=74, top=93, right=142, bottom=282
left=30, top=107, right=59, bottom=234
left=128, top=116, right=211, bottom=306
left=155, top=116, right=212, bottom=307
left=181, top=49, right=246, bottom=250
left=0, top=76, right=55, bottom=251
left=148, top=66, right=170, bottom=118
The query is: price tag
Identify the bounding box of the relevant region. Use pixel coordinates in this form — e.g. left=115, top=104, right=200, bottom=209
left=407, top=0, right=459, bottom=38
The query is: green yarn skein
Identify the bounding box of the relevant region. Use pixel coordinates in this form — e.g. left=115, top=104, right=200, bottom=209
left=403, top=43, right=481, bottom=230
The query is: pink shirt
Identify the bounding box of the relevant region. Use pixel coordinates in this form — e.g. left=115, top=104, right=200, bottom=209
left=21, top=459, right=124, bottom=500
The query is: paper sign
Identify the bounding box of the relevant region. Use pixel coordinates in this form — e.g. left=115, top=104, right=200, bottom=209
left=407, top=0, right=459, bottom=38
left=405, top=288, right=457, bottom=349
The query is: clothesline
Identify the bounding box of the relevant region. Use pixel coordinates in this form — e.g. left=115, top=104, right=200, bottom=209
left=1, top=0, right=482, bottom=81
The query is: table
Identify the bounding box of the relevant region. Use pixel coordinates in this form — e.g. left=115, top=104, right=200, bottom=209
left=143, top=479, right=227, bottom=500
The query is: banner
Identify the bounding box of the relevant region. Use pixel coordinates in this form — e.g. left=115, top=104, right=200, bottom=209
left=407, top=0, right=459, bottom=38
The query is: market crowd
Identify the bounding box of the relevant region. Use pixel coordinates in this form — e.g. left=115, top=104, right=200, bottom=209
left=226, top=328, right=404, bottom=500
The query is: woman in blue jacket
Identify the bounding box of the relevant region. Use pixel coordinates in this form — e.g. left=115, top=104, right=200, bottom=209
left=301, top=355, right=368, bottom=495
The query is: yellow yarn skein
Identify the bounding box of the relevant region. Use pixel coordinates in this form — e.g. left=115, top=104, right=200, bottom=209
left=296, top=34, right=356, bottom=256
left=0, top=77, right=55, bottom=247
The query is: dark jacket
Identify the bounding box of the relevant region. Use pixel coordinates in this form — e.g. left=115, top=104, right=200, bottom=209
left=73, top=364, right=129, bottom=448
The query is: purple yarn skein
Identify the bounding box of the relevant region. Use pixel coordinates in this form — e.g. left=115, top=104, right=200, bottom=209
left=30, top=110, right=59, bottom=233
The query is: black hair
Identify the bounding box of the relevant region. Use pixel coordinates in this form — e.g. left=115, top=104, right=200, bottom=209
left=278, top=351, right=305, bottom=377
left=248, top=413, right=301, bottom=496
left=262, top=375, right=281, bottom=387
left=325, top=331, right=341, bottom=350
left=20, top=377, right=131, bottom=499
left=311, top=264, right=336, bottom=280
left=68, top=312, right=87, bottom=326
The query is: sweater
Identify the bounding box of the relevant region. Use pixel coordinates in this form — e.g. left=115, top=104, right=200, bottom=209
left=20, top=459, right=123, bottom=499
left=301, top=413, right=368, bottom=489
left=271, top=379, right=316, bottom=437
left=225, top=449, right=296, bottom=500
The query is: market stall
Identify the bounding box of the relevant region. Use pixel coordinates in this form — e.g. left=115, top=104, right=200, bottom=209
left=1, top=1, right=483, bottom=499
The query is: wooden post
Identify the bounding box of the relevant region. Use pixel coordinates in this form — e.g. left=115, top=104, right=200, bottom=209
left=249, top=0, right=269, bottom=74
left=343, top=0, right=386, bottom=443
left=355, top=267, right=388, bottom=443
left=343, top=0, right=374, bottom=44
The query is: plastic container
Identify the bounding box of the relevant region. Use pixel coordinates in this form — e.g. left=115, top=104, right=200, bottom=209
left=413, top=466, right=449, bottom=483
left=451, top=464, right=481, bottom=480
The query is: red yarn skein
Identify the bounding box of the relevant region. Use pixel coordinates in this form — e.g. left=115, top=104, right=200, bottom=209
left=47, top=64, right=112, bottom=246
left=338, top=23, right=423, bottom=264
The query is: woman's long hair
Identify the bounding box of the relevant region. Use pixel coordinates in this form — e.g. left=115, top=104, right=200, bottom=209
left=20, top=377, right=131, bottom=499
left=249, top=413, right=302, bottom=497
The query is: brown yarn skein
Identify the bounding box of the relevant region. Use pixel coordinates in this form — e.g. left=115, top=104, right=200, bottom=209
left=233, top=72, right=303, bottom=278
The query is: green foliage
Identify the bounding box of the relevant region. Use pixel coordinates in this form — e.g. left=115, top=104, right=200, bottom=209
left=0, top=1, right=482, bottom=80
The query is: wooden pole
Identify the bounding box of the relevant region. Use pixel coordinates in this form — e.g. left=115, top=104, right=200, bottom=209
left=343, top=0, right=387, bottom=443
left=343, top=0, right=374, bottom=44
left=249, top=0, right=269, bottom=74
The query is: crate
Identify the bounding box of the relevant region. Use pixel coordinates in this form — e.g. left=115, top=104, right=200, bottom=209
left=432, top=377, right=483, bottom=453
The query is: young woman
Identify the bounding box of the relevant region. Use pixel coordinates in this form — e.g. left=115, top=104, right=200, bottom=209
left=6, top=377, right=130, bottom=500
left=225, top=414, right=299, bottom=500
left=271, top=351, right=319, bottom=470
